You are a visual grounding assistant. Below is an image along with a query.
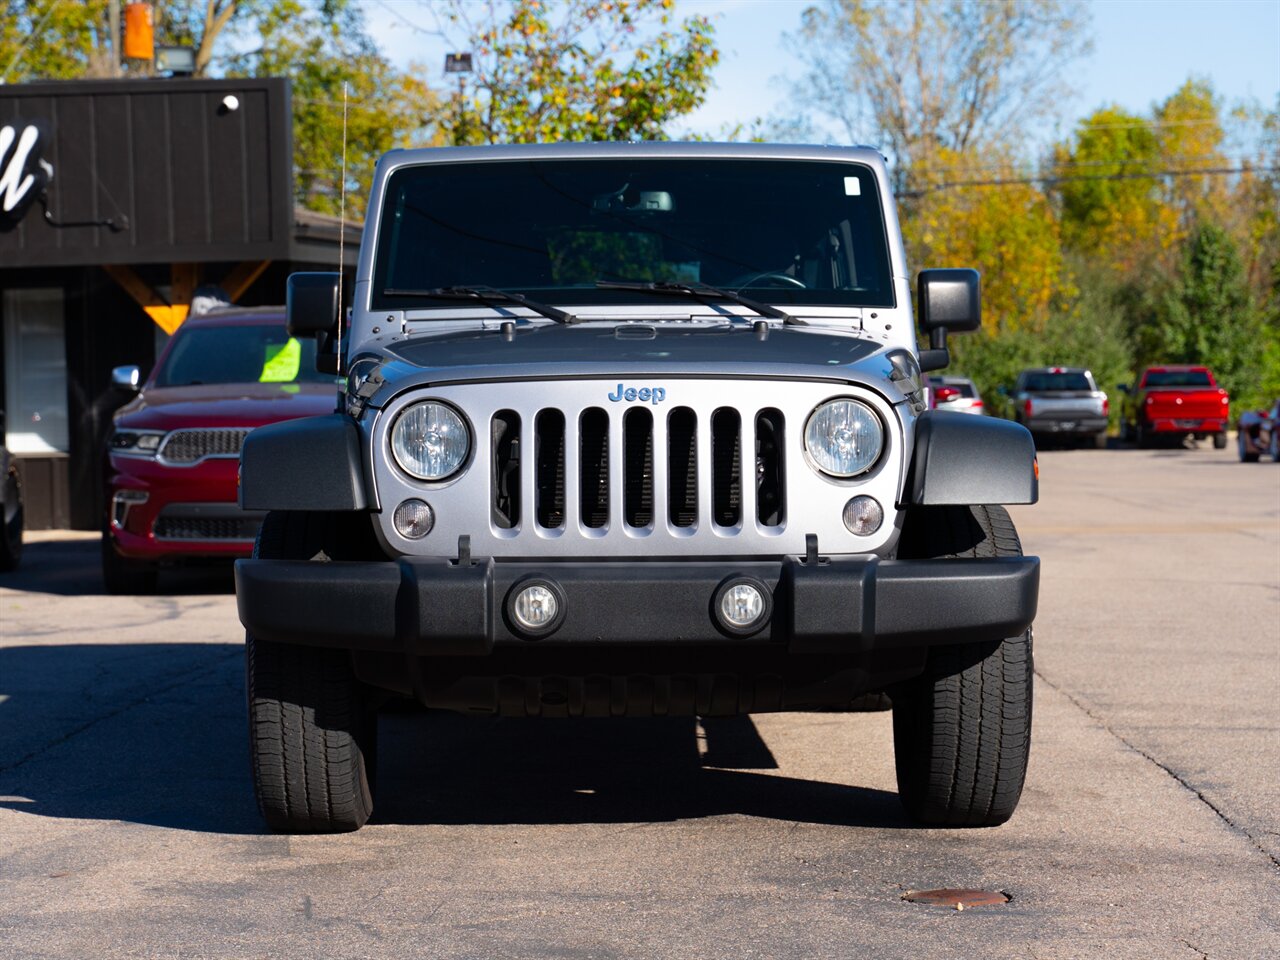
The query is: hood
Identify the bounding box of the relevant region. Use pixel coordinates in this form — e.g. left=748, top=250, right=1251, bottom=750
left=114, top=382, right=337, bottom=430
left=379, top=323, right=884, bottom=383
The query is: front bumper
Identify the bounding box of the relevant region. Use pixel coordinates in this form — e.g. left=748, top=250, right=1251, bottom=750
left=1145, top=417, right=1226, bottom=434
left=235, top=554, right=1039, bottom=656
left=1027, top=415, right=1107, bottom=436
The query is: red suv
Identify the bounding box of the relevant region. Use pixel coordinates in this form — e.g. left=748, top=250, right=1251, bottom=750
left=102, top=306, right=336, bottom=593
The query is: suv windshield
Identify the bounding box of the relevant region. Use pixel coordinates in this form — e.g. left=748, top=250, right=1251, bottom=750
left=154, top=323, right=330, bottom=387
left=372, top=158, right=894, bottom=312
left=1144, top=370, right=1212, bottom=387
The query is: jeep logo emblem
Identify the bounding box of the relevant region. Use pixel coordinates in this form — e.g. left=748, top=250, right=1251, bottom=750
left=607, top=383, right=667, bottom=405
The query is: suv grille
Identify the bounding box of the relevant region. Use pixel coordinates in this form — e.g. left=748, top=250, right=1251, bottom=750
left=158, top=429, right=251, bottom=464
left=491, top=405, right=786, bottom=533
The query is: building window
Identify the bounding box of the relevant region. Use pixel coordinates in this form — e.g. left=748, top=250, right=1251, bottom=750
left=3, top=288, right=68, bottom=454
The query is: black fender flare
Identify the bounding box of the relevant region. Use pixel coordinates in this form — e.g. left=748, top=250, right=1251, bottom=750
left=905, top=410, right=1038, bottom=505
left=239, top=414, right=370, bottom=512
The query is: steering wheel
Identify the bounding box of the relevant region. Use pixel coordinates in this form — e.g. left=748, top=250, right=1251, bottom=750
left=729, top=271, right=807, bottom=290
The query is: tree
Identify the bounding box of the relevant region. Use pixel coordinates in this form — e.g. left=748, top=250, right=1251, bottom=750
left=428, top=0, right=719, bottom=145
left=789, top=0, right=1091, bottom=187
left=1130, top=224, right=1263, bottom=406
left=1051, top=106, right=1177, bottom=276
left=227, top=0, right=437, bottom=218
left=905, top=148, right=1069, bottom=334
left=0, top=1, right=244, bottom=81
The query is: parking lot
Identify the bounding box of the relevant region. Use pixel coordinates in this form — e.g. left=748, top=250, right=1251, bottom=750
left=1, top=442, right=1276, bottom=959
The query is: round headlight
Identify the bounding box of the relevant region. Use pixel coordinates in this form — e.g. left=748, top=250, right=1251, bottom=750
left=391, top=401, right=470, bottom=480
left=804, top=399, right=883, bottom=478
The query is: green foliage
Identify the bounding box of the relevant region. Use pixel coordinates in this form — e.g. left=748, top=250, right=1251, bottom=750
left=434, top=0, right=719, bottom=145
left=950, top=269, right=1133, bottom=428
left=227, top=0, right=436, bottom=218
left=1127, top=224, right=1267, bottom=408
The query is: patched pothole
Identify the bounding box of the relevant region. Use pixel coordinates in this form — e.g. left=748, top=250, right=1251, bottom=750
left=902, top=888, right=1011, bottom=910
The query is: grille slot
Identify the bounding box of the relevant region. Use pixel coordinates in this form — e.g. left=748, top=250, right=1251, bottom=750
left=158, top=428, right=250, bottom=464
left=623, top=408, right=654, bottom=528
left=711, top=408, right=742, bottom=527
left=535, top=409, right=566, bottom=529
left=755, top=408, right=786, bottom=527
left=667, top=407, right=698, bottom=527
left=579, top=408, right=610, bottom=528
left=491, top=410, right=521, bottom=529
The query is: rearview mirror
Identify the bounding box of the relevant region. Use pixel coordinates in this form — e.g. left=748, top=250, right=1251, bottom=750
left=287, top=272, right=341, bottom=337
left=916, top=268, right=980, bottom=372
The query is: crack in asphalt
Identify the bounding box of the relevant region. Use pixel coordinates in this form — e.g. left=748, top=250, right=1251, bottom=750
left=1035, top=668, right=1280, bottom=873
left=0, top=650, right=243, bottom=777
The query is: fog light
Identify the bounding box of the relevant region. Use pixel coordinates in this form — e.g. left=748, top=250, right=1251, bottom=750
left=713, top=577, right=772, bottom=636
left=111, top=489, right=148, bottom=528
left=507, top=579, right=565, bottom=636
left=843, top=495, right=883, bottom=536
left=393, top=498, right=434, bottom=539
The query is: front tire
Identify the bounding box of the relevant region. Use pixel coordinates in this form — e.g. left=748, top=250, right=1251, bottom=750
left=1239, top=433, right=1260, bottom=463
left=891, top=505, right=1033, bottom=827
left=246, top=511, right=377, bottom=833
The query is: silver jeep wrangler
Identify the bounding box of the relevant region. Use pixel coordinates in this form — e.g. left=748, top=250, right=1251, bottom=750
left=236, top=143, right=1039, bottom=833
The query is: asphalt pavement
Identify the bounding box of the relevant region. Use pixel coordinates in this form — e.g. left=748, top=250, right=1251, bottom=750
left=0, top=441, right=1276, bottom=959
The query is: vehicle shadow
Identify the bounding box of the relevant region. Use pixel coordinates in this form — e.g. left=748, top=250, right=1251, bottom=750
left=0, top=537, right=234, bottom=597
left=0, top=641, right=915, bottom=834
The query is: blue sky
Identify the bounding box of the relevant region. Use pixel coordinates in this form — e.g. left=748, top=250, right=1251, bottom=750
left=365, top=0, right=1280, bottom=147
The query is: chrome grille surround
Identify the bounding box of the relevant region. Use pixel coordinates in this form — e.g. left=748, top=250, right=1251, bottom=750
left=157, top=428, right=252, bottom=465
left=369, top=379, right=909, bottom=559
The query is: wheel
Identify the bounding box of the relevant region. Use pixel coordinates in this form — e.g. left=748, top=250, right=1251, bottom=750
left=0, top=467, right=22, bottom=572
left=101, top=530, right=158, bottom=594
left=1213, top=431, right=1227, bottom=450
left=1239, top=433, right=1259, bottom=463
left=1136, top=422, right=1151, bottom=448
left=1092, top=432, right=1107, bottom=449
left=891, top=505, right=1033, bottom=827
left=1270, top=431, right=1280, bottom=463
left=246, top=511, right=377, bottom=833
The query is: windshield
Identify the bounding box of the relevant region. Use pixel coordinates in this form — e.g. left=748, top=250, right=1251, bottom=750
left=1143, top=370, right=1212, bottom=387
left=153, top=324, right=330, bottom=387
left=1021, top=372, right=1092, bottom=391
left=372, top=158, right=894, bottom=311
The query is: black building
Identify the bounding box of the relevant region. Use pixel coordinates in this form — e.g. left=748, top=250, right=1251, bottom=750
left=0, top=77, right=356, bottom=529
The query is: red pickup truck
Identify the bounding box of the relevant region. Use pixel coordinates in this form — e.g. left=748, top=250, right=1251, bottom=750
left=1124, top=366, right=1230, bottom=449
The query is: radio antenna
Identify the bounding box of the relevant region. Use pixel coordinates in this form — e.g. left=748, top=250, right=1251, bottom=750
left=337, top=81, right=349, bottom=376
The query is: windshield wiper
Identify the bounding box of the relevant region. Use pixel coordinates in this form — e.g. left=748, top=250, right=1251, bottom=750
left=382, top=286, right=578, bottom=325
left=595, top=280, right=806, bottom=325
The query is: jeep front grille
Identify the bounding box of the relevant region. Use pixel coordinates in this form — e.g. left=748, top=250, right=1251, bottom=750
left=372, top=379, right=906, bottom=559
left=158, top=428, right=251, bottom=464
left=493, top=404, right=779, bottom=535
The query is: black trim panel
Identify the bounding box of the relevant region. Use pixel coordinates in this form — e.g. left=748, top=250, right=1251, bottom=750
left=238, top=414, right=367, bottom=511
left=907, top=410, right=1038, bottom=505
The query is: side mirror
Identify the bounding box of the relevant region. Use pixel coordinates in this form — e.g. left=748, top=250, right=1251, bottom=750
left=917, top=268, right=980, bottom=372
left=286, top=272, right=341, bottom=337
left=996, top=385, right=1010, bottom=398
left=111, top=365, right=141, bottom=392
left=1117, top=383, right=1131, bottom=394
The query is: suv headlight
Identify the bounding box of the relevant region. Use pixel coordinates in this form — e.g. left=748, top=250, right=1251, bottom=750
left=390, top=401, right=470, bottom=481
left=804, top=399, right=883, bottom=478
left=110, top=430, right=165, bottom=455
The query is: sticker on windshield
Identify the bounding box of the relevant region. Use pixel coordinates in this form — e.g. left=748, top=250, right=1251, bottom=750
left=843, top=176, right=861, bottom=196
left=260, top=338, right=302, bottom=383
